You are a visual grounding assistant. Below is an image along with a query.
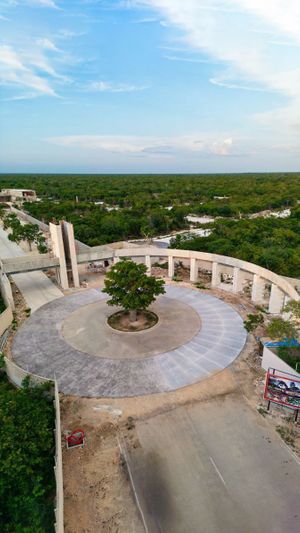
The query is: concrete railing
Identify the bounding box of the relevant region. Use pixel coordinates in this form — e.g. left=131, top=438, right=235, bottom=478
left=4, top=358, right=64, bottom=533
left=110, top=247, right=299, bottom=313
left=0, top=306, right=13, bottom=337
left=2, top=254, right=60, bottom=274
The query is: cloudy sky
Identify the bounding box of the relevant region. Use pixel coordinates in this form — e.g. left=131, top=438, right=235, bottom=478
left=1, top=0, right=300, bottom=173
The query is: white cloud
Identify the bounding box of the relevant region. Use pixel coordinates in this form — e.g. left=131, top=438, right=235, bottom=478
left=210, top=77, right=268, bottom=92
left=164, top=55, right=211, bottom=64
left=0, top=44, right=59, bottom=96
left=47, top=134, right=235, bottom=157
left=137, top=0, right=300, bottom=133
left=131, top=17, right=157, bottom=23
left=5, top=0, right=60, bottom=7
left=87, top=81, right=149, bottom=93
left=27, top=0, right=59, bottom=8
left=36, top=38, right=60, bottom=52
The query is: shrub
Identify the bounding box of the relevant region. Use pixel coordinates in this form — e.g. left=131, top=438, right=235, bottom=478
left=0, top=373, right=55, bottom=532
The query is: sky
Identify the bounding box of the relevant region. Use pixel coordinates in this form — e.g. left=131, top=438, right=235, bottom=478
left=1, top=0, right=300, bottom=173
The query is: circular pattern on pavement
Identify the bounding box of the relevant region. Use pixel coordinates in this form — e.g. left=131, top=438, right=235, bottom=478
left=12, top=285, right=247, bottom=398
left=61, top=296, right=201, bottom=359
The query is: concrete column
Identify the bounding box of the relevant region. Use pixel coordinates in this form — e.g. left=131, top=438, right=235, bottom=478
left=61, top=221, right=80, bottom=288
left=268, top=284, right=285, bottom=314
left=0, top=268, right=15, bottom=310
left=232, top=267, right=243, bottom=293
left=113, top=256, right=120, bottom=265
left=145, top=255, right=152, bottom=275
left=190, top=257, right=198, bottom=282
left=49, top=223, right=69, bottom=290
left=211, top=262, right=221, bottom=287
left=251, top=274, right=265, bottom=304
left=168, top=256, right=175, bottom=278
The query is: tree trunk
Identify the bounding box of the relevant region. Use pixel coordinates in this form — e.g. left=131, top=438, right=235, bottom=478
left=28, top=240, right=32, bottom=251
left=129, top=309, right=137, bottom=322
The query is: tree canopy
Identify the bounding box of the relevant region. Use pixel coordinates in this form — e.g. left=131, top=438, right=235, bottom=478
left=1, top=173, right=300, bottom=276
left=3, top=213, right=47, bottom=253
left=103, top=259, right=165, bottom=320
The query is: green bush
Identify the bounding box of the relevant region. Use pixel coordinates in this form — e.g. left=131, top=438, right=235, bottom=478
left=0, top=373, right=55, bottom=532
left=244, top=313, right=264, bottom=332
left=277, top=347, right=300, bottom=371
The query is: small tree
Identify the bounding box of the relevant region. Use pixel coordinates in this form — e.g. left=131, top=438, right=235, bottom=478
left=284, top=300, right=300, bottom=320
left=3, top=213, right=20, bottom=231
left=4, top=215, right=47, bottom=253
left=244, top=313, right=264, bottom=333
left=103, top=258, right=165, bottom=321
left=266, top=317, right=298, bottom=342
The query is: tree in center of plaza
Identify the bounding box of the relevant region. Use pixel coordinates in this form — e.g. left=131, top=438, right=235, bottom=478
left=103, top=258, right=165, bottom=323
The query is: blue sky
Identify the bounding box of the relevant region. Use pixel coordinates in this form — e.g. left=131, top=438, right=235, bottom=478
left=1, top=0, right=300, bottom=173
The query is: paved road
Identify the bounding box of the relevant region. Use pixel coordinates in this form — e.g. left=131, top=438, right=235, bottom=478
left=126, top=396, right=300, bottom=533
left=0, top=227, right=62, bottom=312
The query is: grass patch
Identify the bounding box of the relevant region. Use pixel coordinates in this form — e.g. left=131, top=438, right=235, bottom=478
left=194, top=281, right=208, bottom=290
left=276, top=425, right=296, bottom=447
left=257, top=407, right=268, bottom=417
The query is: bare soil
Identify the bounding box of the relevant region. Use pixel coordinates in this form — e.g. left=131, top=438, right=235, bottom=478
left=107, top=310, right=158, bottom=332
left=4, top=278, right=30, bottom=359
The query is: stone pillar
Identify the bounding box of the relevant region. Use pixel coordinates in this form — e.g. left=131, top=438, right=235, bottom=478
left=251, top=274, right=265, bottom=304
left=113, top=256, right=120, bottom=265
left=0, top=266, right=15, bottom=311
left=49, top=223, right=69, bottom=290
left=145, top=255, right=152, bottom=275
left=190, top=257, right=198, bottom=282
left=168, top=256, right=175, bottom=278
left=211, top=262, right=221, bottom=287
left=61, top=221, right=80, bottom=288
left=232, top=267, right=243, bottom=293
left=268, top=284, right=285, bottom=314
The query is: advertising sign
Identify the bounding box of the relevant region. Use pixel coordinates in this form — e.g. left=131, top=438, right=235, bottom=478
left=264, top=369, right=300, bottom=410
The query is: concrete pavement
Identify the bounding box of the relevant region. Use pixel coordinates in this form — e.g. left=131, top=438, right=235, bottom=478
left=126, top=396, right=300, bottom=533
left=12, top=286, right=247, bottom=397
left=0, top=227, right=62, bottom=312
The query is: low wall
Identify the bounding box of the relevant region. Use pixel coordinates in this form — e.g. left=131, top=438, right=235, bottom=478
left=4, top=358, right=64, bottom=533
left=0, top=306, right=13, bottom=337
left=262, top=346, right=300, bottom=376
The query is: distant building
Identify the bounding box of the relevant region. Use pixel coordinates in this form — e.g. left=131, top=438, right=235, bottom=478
left=0, top=189, right=37, bottom=204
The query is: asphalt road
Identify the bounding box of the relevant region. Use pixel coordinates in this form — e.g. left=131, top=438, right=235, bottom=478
left=0, top=227, right=62, bottom=311
left=126, top=396, right=300, bottom=533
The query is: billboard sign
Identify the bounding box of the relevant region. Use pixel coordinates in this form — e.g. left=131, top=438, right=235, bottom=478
left=264, top=369, right=300, bottom=410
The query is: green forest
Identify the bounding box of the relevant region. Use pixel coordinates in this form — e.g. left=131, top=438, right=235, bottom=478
left=1, top=173, right=300, bottom=276
left=0, top=370, right=55, bottom=532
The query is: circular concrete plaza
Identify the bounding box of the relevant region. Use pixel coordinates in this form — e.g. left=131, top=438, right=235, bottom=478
left=12, top=285, right=247, bottom=398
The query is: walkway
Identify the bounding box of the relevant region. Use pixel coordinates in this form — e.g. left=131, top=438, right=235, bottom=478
left=0, top=227, right=62, bottom=312
left=12, top=286, right=247, bottom=397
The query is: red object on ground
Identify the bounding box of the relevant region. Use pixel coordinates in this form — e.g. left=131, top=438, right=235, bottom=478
left=66, top=428, right=85, bottom=448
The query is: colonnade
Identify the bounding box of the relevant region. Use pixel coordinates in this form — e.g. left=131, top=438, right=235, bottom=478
left=129, top=251, right=298, bottom=315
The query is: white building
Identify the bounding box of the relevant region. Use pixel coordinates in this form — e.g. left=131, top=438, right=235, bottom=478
left=0, top=189, right=37, bottom=204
